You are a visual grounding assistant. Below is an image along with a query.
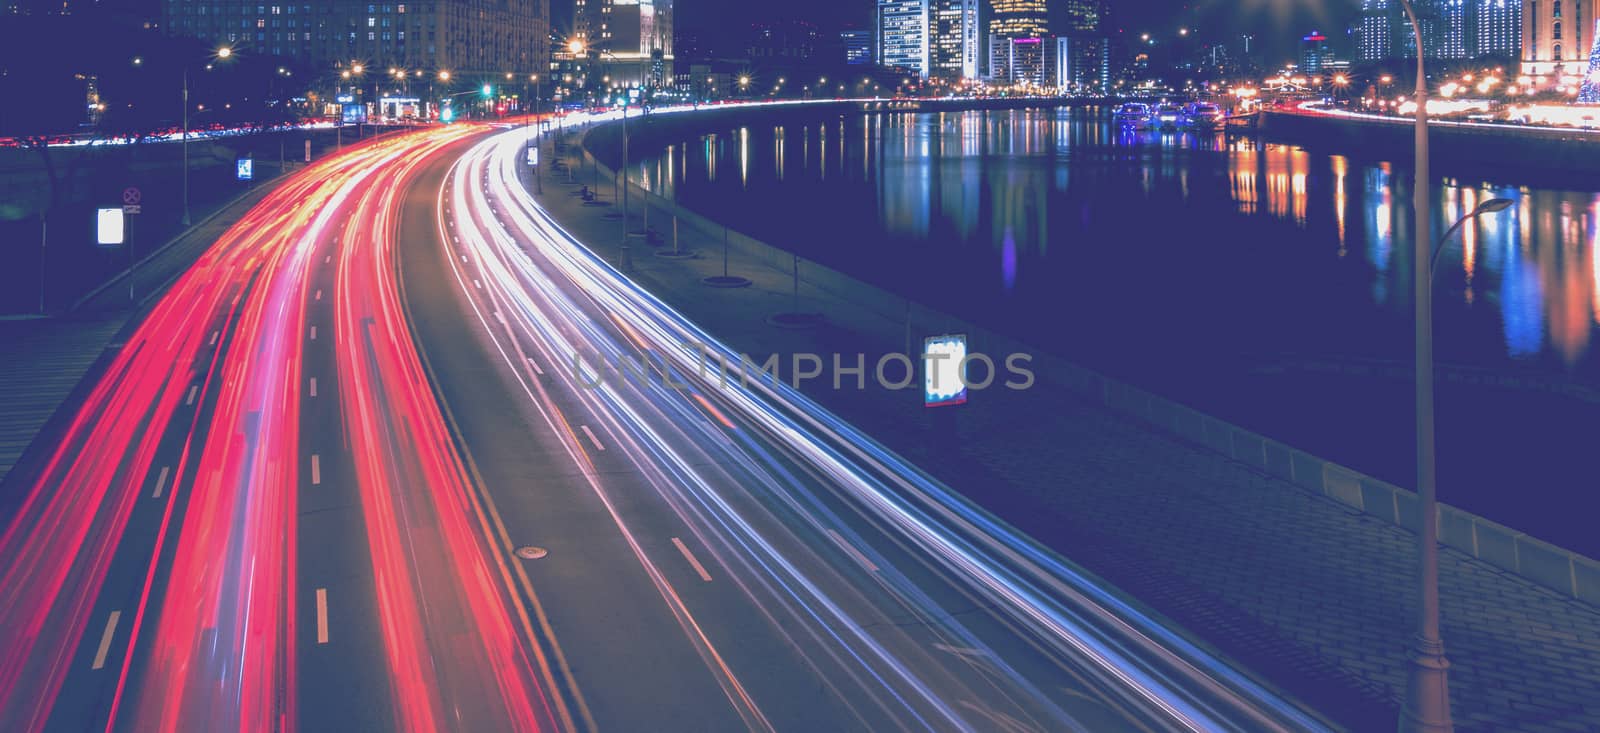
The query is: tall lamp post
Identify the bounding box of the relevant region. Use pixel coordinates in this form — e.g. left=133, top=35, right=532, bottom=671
left=1394, top=0, right=1450, bottom=730
left=529, top=74, right=543, bottom=195
left=183, top=45, right=233, bottom=227
left=572, top=40, right=645, bottom=271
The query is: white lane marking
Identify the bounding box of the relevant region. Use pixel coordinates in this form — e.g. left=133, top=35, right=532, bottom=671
left=474, top=279, right=483, bottom=290
left=671, top=538, right=713, bottom=582
left=325, top=254, right=332, bottom=264
left=209, top=330, right=219, bottom=345
left=460, top=254, right=467, bottom=262
left=185, top=385, right=198, bottom=405
left=578, top=425, right=605, bottom=451
left=495, top=311, right=507, bottom=324
left=309, top=326, right=318, bottom=341
left=527, top=358, right=544, bottom=376
left=315, top=289, right=323, bottom=301
left=91, top=611, right=121, bottom=670
left=315, top=588, right=329, bottom=644
left=826, top=529, right=879, bottom=572
left=311, top=454, right=322, bottom=485
left=309, top=377, right=318, bottom=397
left=152, top=466, right=171, bottom=499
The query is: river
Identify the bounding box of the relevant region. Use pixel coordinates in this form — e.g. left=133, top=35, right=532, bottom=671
left=624, top=106, right=1600, bottom=556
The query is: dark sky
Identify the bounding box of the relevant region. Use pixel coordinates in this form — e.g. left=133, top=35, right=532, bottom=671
left=551, top=0, right=1362, bottom=66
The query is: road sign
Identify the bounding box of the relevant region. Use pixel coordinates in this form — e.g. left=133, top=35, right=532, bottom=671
left=924, top=334, right=969, bottom=408
left=97, top=208, right=125, bottom=247
left=527, top=147, right=539, bottom=166
left=122, top=204, right=141, bottom=215
left=236, top=158, right=253, bottom=181
left=122, top=187, right=141, bottom=205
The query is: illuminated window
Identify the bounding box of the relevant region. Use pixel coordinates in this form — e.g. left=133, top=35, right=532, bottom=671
left=1554, top=20, right=1562, bottom=39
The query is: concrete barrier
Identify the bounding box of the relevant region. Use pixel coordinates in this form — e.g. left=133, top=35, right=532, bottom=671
left=581, top=126, right=1600, bottom=607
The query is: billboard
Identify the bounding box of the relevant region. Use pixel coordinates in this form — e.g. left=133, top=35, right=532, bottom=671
left=923, top=334, right=969, bottom=407
left=96, top=208, right=125, bottom=247
left=341, top=103, right=368, bottom=125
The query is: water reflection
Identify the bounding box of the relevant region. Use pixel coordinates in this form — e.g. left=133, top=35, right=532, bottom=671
left=634, top=108, right=1600, bottom=378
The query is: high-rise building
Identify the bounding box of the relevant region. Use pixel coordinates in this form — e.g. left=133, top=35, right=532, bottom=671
left=1475, top=0, right=1522, bottom=56
left=573, top=0, right=611, bottom=53
left=1054, top=0, right=1107, bottom=91
left=572, top=0, right=673, bottom=87
left=989, top=36, right=1046, bottom=84
left=1358, top=0, right=1394, bottom=60
left=1523, top=0, right=1597, bottom=75
left=1053, top=35, right=1110, bottom=91
left=989, top=0, right=1049, bottom=39
left=162, top=0, right=549, bottom=77
left=929, top=0, right=979, bottom=78
left=1437, top=0, right=1470, bottom=57
left=1061, top=0, right=1103, bottom=34
left=841, top=28, right=874, bottom=65
left=1300, top=30, right=1333, bottom=72
left=878, top=0, right=929, bottom=75
left=1360, top=0, right=1518, bottom=59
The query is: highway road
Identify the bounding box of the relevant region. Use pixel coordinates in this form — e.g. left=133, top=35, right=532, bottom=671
left=0, top=113, right=1334, bottom=732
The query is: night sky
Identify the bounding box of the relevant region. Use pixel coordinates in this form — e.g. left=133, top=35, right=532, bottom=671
left=550, top=0, right=1363, bottom=66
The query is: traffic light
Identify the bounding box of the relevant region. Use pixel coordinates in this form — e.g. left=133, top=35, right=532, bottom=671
left=481, top=84, right=493, bottom=97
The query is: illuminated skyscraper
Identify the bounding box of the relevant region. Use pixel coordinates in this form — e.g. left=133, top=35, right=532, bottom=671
left=989, top=0, right=1049, bottom=39
left=1475, top=0, right=1522, bottom=56
left=1359, top=0, right=1394, bottom=60
left=879, top=0, right=929, bottom=75
left=1437, top=0, right=1469, bottom=57
left=930, top=0, right=980, bottom=79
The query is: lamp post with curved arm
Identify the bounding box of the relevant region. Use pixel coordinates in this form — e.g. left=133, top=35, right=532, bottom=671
left=573, top=40, right=644, bottom=271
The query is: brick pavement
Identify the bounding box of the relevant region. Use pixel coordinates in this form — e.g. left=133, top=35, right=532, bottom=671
left=529, top=129, right=1600, bottom=732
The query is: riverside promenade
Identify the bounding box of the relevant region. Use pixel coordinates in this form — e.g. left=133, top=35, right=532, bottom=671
left=536, top=122, right=1600, bottom=732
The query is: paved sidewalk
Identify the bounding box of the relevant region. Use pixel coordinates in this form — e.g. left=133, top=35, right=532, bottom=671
left=530, top=129, right=1600, bottom=732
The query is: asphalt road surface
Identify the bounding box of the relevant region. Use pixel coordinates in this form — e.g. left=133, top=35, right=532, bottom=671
left=0, top=114, right=1334, bottom=733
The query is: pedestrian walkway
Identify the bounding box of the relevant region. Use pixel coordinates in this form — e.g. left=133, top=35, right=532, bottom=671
left=531, top=130, right=1600, bottom=732
left=0, top=316, right=124, bottom=483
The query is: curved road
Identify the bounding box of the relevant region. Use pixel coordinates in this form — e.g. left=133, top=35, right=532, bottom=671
left=0, top=115, right=1332, bottom=732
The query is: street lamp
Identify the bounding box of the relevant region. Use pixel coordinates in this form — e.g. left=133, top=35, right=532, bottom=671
left=1390, top=0, right=1452, bottom=730
left=182, top=45, right=233, bottom=226
left=528, top=73, right=543, bottom=195
left=1430, top=199, right=1513, bottom=276
left=571, top=39, right=645, bottom=270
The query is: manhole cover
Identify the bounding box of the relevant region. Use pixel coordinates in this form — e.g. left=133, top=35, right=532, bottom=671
left=515, top=546, right=548, bottom=560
